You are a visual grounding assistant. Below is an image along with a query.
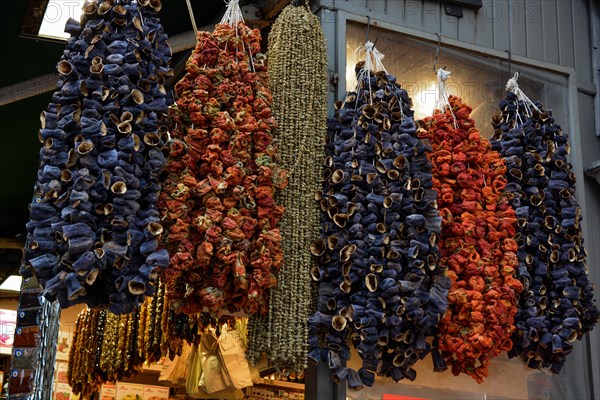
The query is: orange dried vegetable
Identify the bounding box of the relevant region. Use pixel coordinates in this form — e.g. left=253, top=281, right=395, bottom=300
left=418, top=95, right=522, bottom=383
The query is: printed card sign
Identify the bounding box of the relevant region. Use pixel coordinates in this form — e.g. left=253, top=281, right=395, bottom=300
left=116, top=383, right=143, bottom=400
left=56, top=329, right=74, bottom=361
left=142, top=385, right=170, bottom=400
left=53, top=382, right=73, bottom=400
left=100, top=384, right=117, bottom=400
left=55, top=361, right=69, bottom=382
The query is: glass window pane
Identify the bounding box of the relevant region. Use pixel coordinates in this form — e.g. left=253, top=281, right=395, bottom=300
left=345, top=21, right=568, bottom=138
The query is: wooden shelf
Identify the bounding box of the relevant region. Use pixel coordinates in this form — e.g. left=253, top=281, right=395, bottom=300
left=257, top=379, right=304, bottom=391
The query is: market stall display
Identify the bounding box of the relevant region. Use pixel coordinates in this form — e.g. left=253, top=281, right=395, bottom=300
left=20, top=0, right=172, bottom=314
left=246, top=2, right=328, bottom=373
left=490, top=73, right=600, bottom=373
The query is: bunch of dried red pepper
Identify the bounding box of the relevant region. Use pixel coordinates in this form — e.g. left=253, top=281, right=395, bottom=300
left=418, top=95, right=523, bottom=383
left=490, top=86, right=600, bottom=373
left=158, top=21, right=287, bottom=316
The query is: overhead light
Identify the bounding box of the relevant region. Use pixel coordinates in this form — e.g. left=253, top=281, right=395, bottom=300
left=0, top=275, right=23, bottom=292
left=19, top=0, right=84, bottom=41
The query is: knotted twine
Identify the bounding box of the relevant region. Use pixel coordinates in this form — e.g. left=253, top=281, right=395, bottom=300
left=435, top=68, right=457, bottom=129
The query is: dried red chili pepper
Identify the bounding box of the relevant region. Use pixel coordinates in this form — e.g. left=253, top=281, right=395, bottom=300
left=419, top=95, right=522, bottom=383
left=159, top=22, right=287, bottom=316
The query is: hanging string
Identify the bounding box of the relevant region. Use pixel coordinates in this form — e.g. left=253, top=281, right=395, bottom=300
left=185, top=0, right=198, bottom=36
left=220, top=0, right=244, bottom=27
left=505, top=72, right=541, bottom=121
left=436, top=68, right=457, bottom=128
left=348, top=41, right=387, bottom=108
left=220, top=0, right=245, bottom=65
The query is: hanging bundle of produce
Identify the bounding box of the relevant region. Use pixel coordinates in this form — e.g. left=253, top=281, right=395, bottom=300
left=308, top=43, right=448, bottom=390
left=246, top=3, right=328, bottom=373
left=417, top=69, right=523, bottom=383
left=489, top=73, right=600, bottom=373
left=20, top=0, right=172, bottom=314
left=67, top=278, right=169, bottom=395
left=159, top=0, right=287, bottom=316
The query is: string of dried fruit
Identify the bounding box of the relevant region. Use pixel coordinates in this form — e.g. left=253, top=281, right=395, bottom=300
left=489, top=79, right=600, bottom=373
left=418, top=94, right=523, bottom=383
left=160, top=283, right=171, bottom=356
left=94, top=309, right=107, bottom=379
left=149, top=281, right=165, bottom=362
left=68, top=277, right=173, bottom=395
left=137, top=296, right=148, bottom=360
left=68, top=308, right=104, bottom=396
left=20, top=0, right=172, bottom=314
left=159, top=17, right=287, bottom=315
left=99, top=311, right=119, bottom=381
left=66, top=310, right=81, bottom=386
left=308, top=57, right=448, bottom=389
left=246, top=3, right=328, bottom=373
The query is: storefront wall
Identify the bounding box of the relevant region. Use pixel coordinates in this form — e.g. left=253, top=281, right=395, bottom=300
left=314, top=0, right=600, bottom=399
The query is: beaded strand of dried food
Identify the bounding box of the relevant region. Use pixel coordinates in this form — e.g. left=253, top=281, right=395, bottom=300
left=160, top=280, right=170, bottom=356
left=94, top=310, right=106, bottom=381
left=490, top=81, right=600, bottom=372
left=247, top=3, right=327, bottom=372
left=137, top=297, right=148, bottom=360
left=66, top=309, right=82, bottom=390
left=151, top=282, right=164, bottom=362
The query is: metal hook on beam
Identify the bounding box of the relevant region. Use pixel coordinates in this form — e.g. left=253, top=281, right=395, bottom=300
left=433, top=33, right=442, bottom=74
left=505, top=49, right=512, bottom=75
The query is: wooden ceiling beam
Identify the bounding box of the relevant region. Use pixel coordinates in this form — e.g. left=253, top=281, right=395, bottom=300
left=0, top=238, right=24, bottom=250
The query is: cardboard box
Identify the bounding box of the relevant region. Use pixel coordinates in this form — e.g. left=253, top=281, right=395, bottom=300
left=100, top=384, right=117, bottom=400
left=116, top=383, right=143, bottom=400
left=142, top=385, right=170, bottom=400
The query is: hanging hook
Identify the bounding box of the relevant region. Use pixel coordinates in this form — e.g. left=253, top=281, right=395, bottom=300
left=433, top=33, right=442, bottom=74
left=366, top=16, right=371, bottom=43
left=505, top=49, right=512, bottom=75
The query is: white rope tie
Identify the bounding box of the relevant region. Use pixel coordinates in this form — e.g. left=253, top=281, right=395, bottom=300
left=436, top=68, right=457, bottom=128
left=220, top=0, right=244, bottom=27
left=505, top=72, right=541, bottom=120
left=348, top=41, right=388, bottom=107
left=220, top=0, right=247, bottom=69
